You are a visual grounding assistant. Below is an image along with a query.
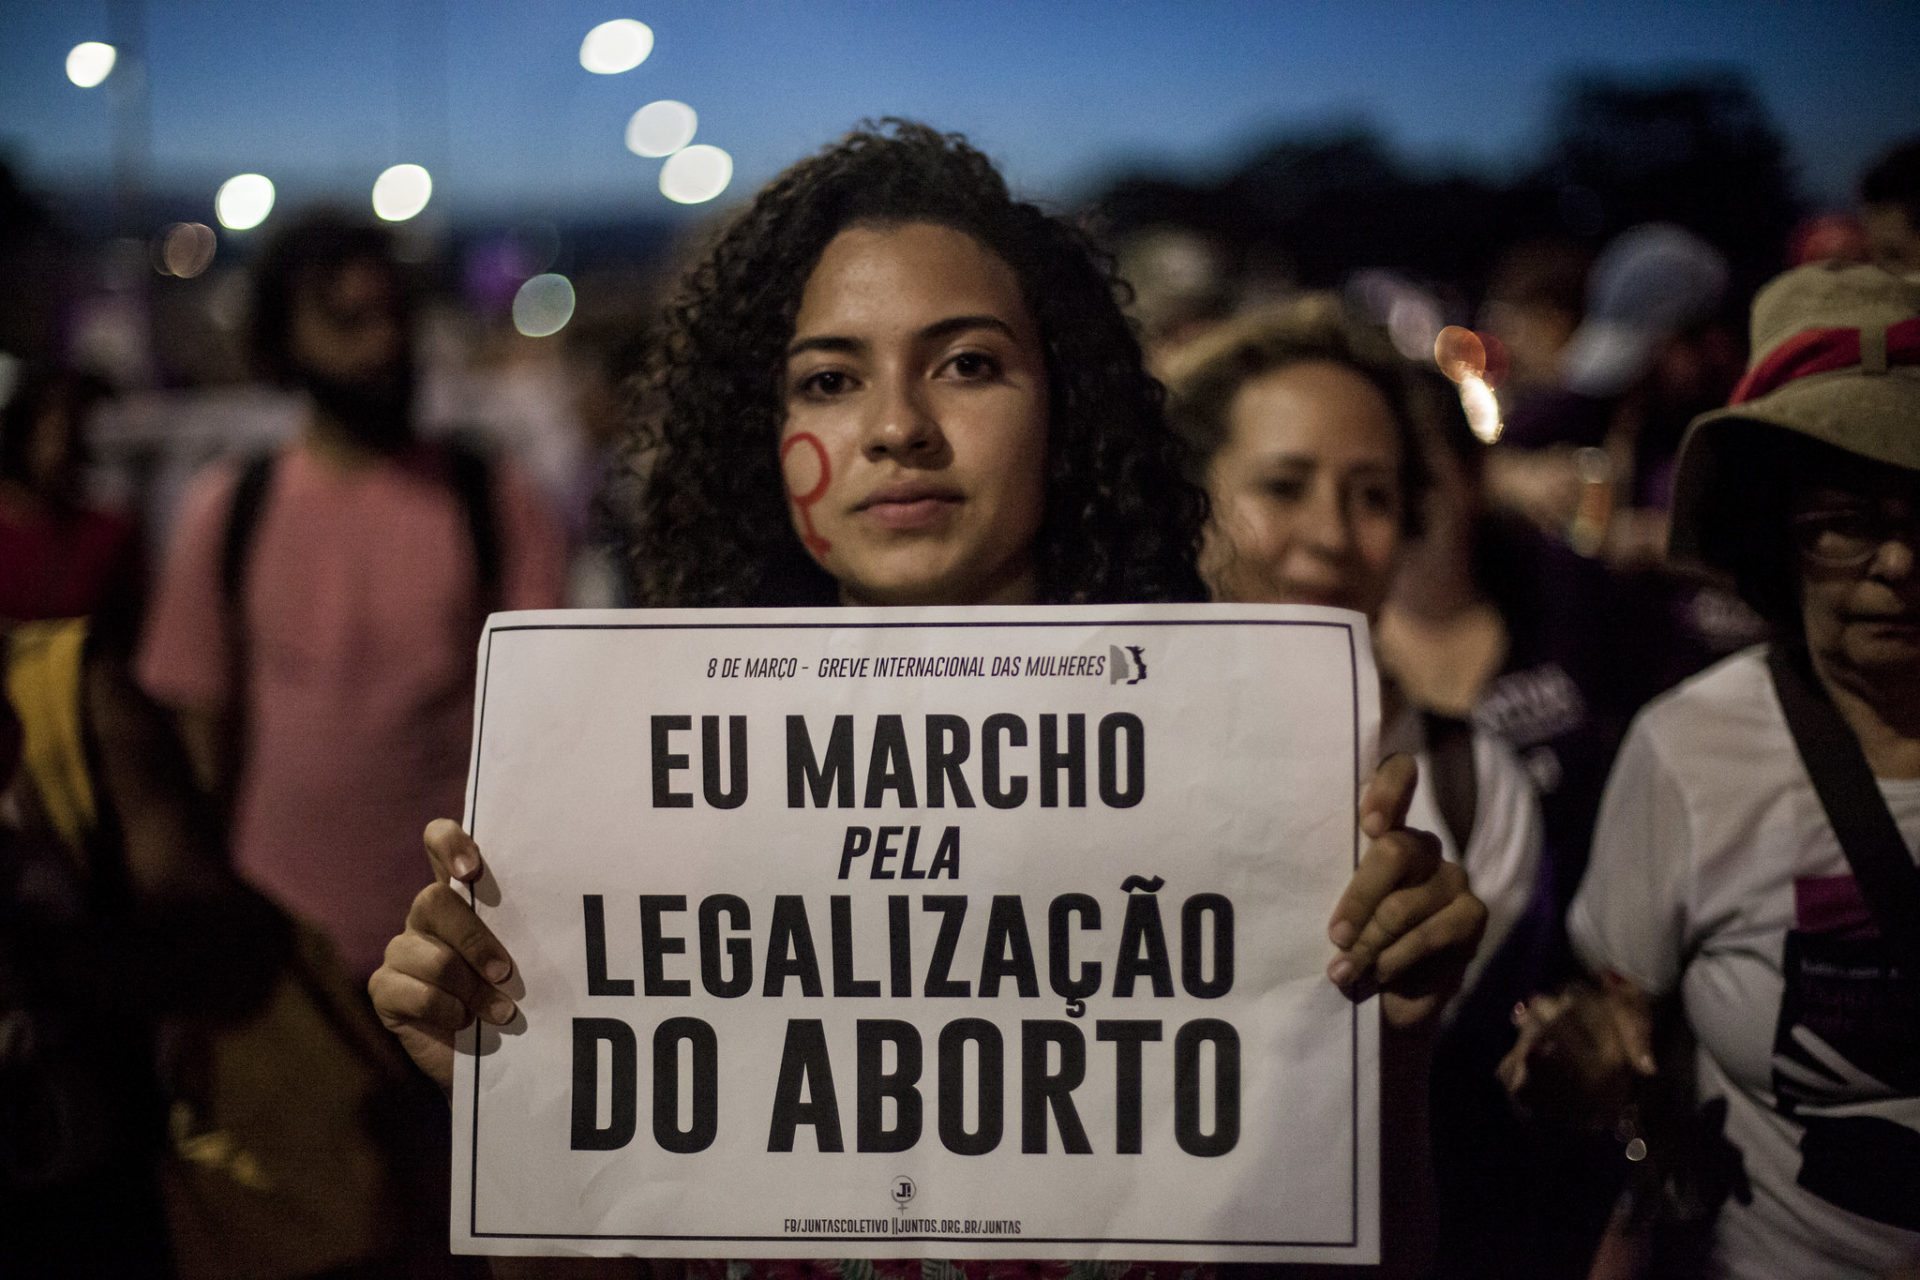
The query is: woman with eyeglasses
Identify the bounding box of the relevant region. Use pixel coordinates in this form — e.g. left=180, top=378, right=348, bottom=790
left=1500, top=263, right=1920, bottom=1279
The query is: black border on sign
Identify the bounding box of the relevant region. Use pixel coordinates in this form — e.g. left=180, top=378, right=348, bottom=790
left=460, top=616, right=1367, bottom=1250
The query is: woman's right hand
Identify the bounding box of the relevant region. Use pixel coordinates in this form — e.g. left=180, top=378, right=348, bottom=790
left=367, top=819, right=519, bottom=1093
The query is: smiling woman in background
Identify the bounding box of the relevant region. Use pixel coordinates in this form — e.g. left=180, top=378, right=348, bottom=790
left=1165, top=299, right=1541, bottom=1006
left=1164, top=303, right=1565, bottom=1277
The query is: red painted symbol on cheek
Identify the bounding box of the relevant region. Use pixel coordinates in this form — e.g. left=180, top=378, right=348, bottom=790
left=780, top=432, right=833, bottom=558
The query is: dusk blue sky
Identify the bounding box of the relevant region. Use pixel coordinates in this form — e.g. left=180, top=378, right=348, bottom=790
left=4, top=1, right=1917, bottom=223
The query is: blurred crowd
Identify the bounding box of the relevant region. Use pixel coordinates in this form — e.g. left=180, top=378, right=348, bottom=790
left=3, top=76, right=1918, bottom=1280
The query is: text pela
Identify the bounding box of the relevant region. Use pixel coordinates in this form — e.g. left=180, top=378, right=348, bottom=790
left=649, top=712, right=1147, bottom=811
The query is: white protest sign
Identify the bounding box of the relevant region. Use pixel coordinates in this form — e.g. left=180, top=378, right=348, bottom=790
left=450, top=604, right=1381, bottom=1264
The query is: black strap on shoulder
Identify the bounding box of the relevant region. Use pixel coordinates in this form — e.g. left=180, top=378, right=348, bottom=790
left=218, top=441, right=500, bottom=610
left=443, top=436, right=500, bottom=609
left=1422, top=709, right=1479, bottom=853
left=1767, top=643, right=1920, bottom=973
left=219, top=453, right=278, bottom=607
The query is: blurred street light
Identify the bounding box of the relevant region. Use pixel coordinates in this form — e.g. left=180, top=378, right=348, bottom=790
left=215, top=174, right=275, bottom=230
left=513, top=273, right=576, bottom=337
left=580, top=19, right=652, bottom=74
left=66, top=41, right=117, bottom=87
left=660, top=145, right=732, bottom=204
left=626, top=100, right=697, bottom=157
left=372, top=163, right=433, bottom=221
left=155, top=222, right=217, bottom=278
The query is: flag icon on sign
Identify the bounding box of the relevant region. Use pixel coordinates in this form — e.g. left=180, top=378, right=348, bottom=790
left=1109, top=644, right=1148, bottom=685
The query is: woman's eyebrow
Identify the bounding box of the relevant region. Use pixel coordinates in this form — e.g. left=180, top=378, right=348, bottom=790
left=786, top=334, right=862, bottom=358
left=787, top=314, right=1018, bottom=359
left=919, top=314, right=1018, bottom=343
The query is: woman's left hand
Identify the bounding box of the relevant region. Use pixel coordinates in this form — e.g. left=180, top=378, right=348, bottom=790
left=1325, top=752, right=1487, bottom=1030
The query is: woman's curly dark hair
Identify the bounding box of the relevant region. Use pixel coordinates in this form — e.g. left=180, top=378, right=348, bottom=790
left=611, top=119, right=1206, bottom=606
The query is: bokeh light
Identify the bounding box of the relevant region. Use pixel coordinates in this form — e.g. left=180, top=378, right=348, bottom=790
left=372, top=164, right=433, bottom=222
left=66, top=42, right=117, bottom=88
left=512, top=273, right=576, bottom=338
left=1431, top=326, right=1509, bottom=387
left=1433, top=325, right=1486, bottom=385
left=1385, top=294, right=1443, bottom=363
left=215, top=174, right=275, bottom=231
left=155, top=222, right=218, bottom=278
left=659, top=145, right=733, bottom=204
left=1480, top=333, right=1510, bottom=387
left=580, top=19, right=653, bottom=74
left=1458, top=374, right=1504, bottom=444
left=626, top=100, right=698, bottom=158
left=1434, top=327, right=1507, bottom=443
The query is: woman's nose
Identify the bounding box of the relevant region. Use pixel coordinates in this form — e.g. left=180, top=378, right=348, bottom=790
left=1299, top=485, right=1354, bottom=555
left=861, top=375, right=943, bottom=462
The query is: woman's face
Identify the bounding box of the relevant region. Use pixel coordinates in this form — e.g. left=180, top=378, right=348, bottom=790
left=1793, top=457, right=1920, bottom=689
left=1200, top=360, right=1405, bottom=620
left=779, top=221, right=1050, bottom=607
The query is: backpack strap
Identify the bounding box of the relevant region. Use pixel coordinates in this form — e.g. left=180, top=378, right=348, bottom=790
left=220, top=441, right=499, bottom=610
left=1766, top=643, right=1920, bottom=973
left=1422, top=709, right=1479, bottom=853
left=442, top=436, right=500, bottom=610
left=219, top=453, right=278, bottom=609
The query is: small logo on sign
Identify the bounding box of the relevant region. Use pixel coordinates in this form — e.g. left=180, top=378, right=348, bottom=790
left=891, top=1175, right=916, bottom=1208
left=1109, top=644, right=1148, bottom=685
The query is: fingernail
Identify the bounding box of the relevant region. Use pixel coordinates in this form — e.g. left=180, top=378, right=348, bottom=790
left=1636, top=1053, right=1657, bottom=1075
left=1329, top=920, right=1357, bottom=949
left=451, top=852, right=477, bottom=879
left=1328, top=958, right=1356, bottom=986
left=1512, top=1000, right=1529, bottom=1025
left=484, top=997, right=515, bottom=1025
left=484, top=959, right=510, bottom=984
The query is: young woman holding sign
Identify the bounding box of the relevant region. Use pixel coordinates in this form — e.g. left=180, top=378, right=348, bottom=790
left=367, top=121, right=1486, bottom=1277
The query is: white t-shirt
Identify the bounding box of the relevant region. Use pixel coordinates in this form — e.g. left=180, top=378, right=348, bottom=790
left=1382, top=708, right=1543, bottom=1004
left=1571, top=647, right=1920, bottom=1280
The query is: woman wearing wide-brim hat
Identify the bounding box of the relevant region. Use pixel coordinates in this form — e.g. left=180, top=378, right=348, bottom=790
left=1499, top=262, right=1920, bottom=1280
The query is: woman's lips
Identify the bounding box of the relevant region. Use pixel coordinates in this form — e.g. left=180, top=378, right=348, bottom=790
left=857, top=485, right=963, bottom=531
